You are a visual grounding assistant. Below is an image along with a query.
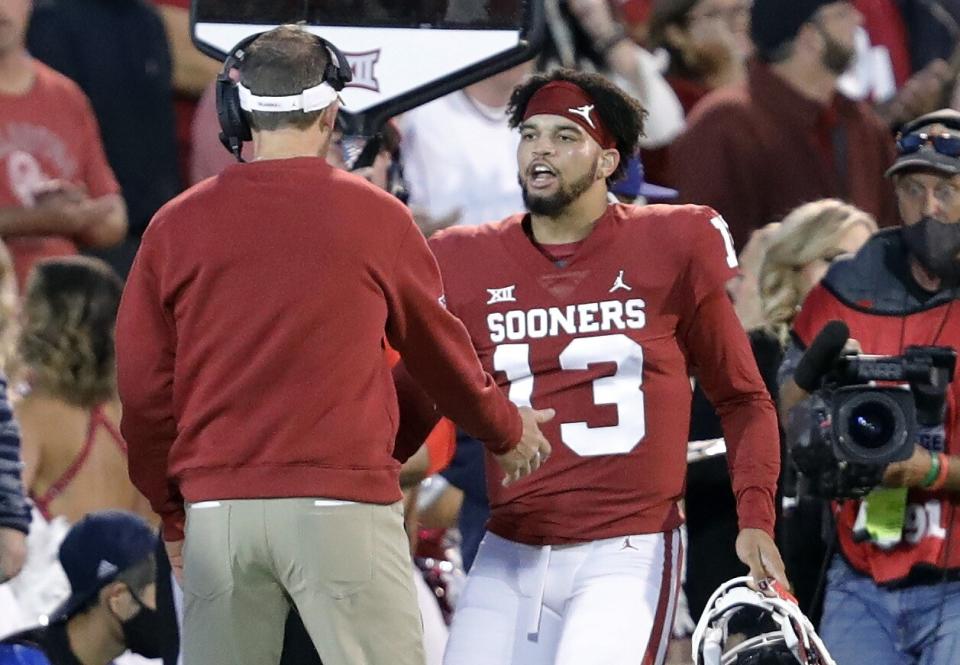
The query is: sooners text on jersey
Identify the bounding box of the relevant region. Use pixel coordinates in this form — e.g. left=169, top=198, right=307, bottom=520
left=430, top=203, right=742, bottom=545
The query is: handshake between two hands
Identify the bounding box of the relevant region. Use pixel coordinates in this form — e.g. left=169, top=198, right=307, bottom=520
left=496, top=407, right=555, bottom=486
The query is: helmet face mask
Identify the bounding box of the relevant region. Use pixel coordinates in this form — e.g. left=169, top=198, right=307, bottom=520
left=721, top=634, right=807, bottom=664
left=692, top=577, right=836, bottom=665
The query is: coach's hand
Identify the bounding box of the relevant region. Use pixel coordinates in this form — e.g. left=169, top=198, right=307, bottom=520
left=736, top=528, right=789, bottom=592
left=497, top=407, right=555, bottom=486
left=165, top=538, right=185, bottom=587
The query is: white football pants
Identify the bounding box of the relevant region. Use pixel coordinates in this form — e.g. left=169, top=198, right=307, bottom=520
left=443, top=529, right=682, bottom=665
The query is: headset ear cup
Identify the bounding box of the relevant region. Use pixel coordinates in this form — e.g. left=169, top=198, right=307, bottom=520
left=215, top=74, right=234, bottom=141
left=214, top=73, right=250, bottom=159
left=234, top=92, right=252, bottom=142
left=224, top=78, right=251, bottom=142
left=214, top=32, right=263, bottom=157
left=320, top=39, right=352, bottom=90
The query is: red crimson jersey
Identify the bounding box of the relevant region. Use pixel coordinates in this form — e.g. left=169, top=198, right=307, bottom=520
left=0, top=60, right=120, bottom=285
left=430, top=203, right=780, bottom=545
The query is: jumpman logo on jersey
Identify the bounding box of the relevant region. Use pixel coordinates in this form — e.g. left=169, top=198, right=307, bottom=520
left=609, top=270, right=632, bottom=293
left=620, top=537, right=639, bottom=551
left=487, top=284, right=517, bottom=304
left=568, top=104, right=596, bottom=129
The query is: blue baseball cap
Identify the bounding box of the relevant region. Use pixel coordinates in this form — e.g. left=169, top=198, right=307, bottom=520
left=50, top=511, right=157, bottom=620
left=610, top=156, right=678, bottom=203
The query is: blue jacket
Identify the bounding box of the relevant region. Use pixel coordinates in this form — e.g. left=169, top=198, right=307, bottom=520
left=0, top=644, right=50, bottom=665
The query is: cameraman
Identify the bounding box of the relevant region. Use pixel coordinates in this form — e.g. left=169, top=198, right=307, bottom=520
left=780, top=108, right=960, bottom=664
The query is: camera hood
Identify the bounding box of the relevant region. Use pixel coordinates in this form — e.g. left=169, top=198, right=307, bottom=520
left=832, top=386, right=916, bottom=466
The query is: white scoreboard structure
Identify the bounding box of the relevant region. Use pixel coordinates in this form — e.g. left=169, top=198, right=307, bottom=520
left=191, top=0, right=546, bottom=136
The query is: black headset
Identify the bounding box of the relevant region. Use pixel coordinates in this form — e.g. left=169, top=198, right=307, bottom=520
left=215, top=30, right=354, bottom=161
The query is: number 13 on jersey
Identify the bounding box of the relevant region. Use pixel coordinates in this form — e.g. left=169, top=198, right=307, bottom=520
left=493, top=334, right=645, bottom=456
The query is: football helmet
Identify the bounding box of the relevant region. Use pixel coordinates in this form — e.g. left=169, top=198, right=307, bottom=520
left=692, top=577, right=836, bottom=665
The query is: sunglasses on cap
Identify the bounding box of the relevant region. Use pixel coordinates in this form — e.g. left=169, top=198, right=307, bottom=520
left=896, top=132, right=960, bottom=158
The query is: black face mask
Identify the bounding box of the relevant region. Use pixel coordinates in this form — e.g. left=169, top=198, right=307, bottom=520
left=118, top=595, right=166, bottom=659
left=901, top=216, right=960, bottom=285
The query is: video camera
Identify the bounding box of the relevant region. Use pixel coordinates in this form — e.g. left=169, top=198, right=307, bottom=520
left=786, top=321, right=956, bottom=499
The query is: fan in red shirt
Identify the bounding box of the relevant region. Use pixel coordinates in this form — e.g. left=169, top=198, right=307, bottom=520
left=0, top=0, right=127, bottom=288
left=432, top=69, right=783, bottom=665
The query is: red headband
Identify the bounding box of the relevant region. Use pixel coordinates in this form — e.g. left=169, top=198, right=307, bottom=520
left=522, top=81, right=616, bottom=149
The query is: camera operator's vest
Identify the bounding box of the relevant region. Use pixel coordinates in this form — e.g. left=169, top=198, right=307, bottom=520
left=793, top=229, right=960, bottom=585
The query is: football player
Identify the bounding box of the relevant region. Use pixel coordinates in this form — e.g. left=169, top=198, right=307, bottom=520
left=431, top=68, right=786, bottom=665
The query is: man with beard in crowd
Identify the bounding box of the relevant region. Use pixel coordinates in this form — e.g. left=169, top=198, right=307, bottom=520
left=671, top=0, right=898, bottom=249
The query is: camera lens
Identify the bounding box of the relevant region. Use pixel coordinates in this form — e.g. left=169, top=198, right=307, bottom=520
left=847, top=401, right=897, bottom=449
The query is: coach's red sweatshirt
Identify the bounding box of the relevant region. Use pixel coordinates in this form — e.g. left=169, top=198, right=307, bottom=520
left=116, top=157, right=521, bottom=541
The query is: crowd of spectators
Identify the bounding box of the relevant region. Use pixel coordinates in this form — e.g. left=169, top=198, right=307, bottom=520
left=0, top=0, right=959, bottom=663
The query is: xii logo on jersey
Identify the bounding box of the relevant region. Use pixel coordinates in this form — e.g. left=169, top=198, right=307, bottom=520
left=343, top=50, right=381, bottom=92
left=487, top=285, right=517, bottom=305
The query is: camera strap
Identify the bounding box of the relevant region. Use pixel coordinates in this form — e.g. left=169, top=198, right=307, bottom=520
left=853, top=487, right=909, bottom=549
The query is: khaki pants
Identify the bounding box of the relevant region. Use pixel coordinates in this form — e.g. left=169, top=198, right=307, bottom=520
left=181, top=498, right=425, bottom=665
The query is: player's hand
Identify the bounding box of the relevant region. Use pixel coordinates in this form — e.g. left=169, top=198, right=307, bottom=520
left=496, top=407, right=555, bottom=486
left=735, top=528, right=789, bottom=592
left=165, top=538, right=185, bottom=587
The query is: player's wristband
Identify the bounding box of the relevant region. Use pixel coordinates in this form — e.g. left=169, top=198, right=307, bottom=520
left=927, top=453, right=950, bottom=491
left=921, top=451, right=941, bottom=488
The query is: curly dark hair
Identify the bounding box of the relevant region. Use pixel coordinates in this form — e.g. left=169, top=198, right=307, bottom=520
left=506, top=68, right=646, bottom=184
left=17, top=257, right=123, bottom=408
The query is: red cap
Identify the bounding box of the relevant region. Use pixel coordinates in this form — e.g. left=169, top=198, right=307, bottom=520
left=523, top=81, right=616, bottom=149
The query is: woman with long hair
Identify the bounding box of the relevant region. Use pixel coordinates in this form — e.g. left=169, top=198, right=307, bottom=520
left=14, top=256, right=155, bottom=526
left=685, top=199, right=877, bottom=624
left=759, top=199, right=878, bottom=347
left=757, top=199, right=876, bottom=620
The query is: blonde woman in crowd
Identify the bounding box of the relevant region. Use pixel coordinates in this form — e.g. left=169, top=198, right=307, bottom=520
left=759, top=199, right=878, bottom=348
left=757, top=198, right=877, bottom=620
left=685, top=198, right=877, bottom=623
left=13, top=256, right=155, bottom=526
left=0, top=257, right=158, bottom=637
